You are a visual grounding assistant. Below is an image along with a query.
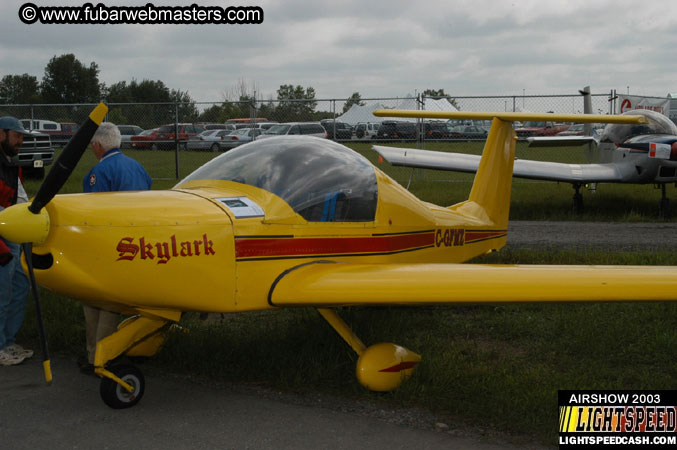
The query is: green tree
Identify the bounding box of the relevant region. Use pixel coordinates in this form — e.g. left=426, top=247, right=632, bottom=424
left=41, top=54, right=101, bottom=103
left=422, top=88, right=460, bottom=109
left=197, top=104, right=226, bottom=123
left=105, top=79, right=175, bottom=103
left=103, top=79, right=197, bottom=129
left=221, top=95, right=254, bottom=121
left=0, top=74, right=42, bottom=104
left=342, top=92, right=365, bottom=113
left=422, top=88, right=447, bottom=99
left=107, top=108, right=128, bottom=124
left=273, top=84, right=317, bottom=121
left=172, top=88, right=198, bottom=122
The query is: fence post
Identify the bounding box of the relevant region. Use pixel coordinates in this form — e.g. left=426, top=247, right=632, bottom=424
left=174, top=101, right=180, bottom=179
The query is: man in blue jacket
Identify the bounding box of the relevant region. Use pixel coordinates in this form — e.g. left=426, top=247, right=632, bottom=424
left=84, top=122, right=152, bottom=193
left=81, top=122, right=151, bottom=373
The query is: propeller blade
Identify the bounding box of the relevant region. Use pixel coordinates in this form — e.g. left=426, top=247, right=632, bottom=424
left=29, top=102, right=108, bottom=214
left=22, top=242, right=52, bottom=383
left=14, top=102, right=107, bottom=384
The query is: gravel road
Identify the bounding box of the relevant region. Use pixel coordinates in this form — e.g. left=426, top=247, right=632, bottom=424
left=507, top=221, right=677, bottom=251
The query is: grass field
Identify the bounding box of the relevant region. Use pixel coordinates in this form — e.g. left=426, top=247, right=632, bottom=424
left=14, top=141, right=677, bottom=445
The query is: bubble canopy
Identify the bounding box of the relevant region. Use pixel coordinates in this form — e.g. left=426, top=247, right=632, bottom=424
left=600, top=109, right=677, bottom=143
left=180, top=136, right=378, bottom=222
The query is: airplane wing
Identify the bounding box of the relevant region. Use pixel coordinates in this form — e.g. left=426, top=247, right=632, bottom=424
left=269, top=262, right=677, bottom=306
left=373, top=145, right=627, bottom=183
left=527, top=136, right=597, bottom=147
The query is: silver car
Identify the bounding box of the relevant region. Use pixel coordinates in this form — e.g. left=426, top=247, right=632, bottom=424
left=221, top=128, right=263, bottom=150
left=258, top=122, right=327, bottom=139
left=117, top=125, right=143, bottom=149
left=186, top=129, right=233, bottom=152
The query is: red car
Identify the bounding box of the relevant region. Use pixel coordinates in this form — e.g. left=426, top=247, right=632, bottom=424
left=130, top=128, right=160, bottom=150
left=155, top=123, right=205, bottom=149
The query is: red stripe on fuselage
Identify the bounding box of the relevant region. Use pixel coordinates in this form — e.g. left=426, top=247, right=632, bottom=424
left=235, top=232, right=435, bottom=259
left=464, top=231, right=506, bottom=243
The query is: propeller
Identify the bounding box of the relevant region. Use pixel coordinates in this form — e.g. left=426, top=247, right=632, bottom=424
left=0, top=102, right=108, bottom=383
left=29, top=103, right=108, bottom=214
left=22, top=242, right=51, bottom=381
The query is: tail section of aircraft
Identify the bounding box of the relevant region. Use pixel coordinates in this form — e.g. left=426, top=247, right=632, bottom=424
left=450, top=117, right=516, bottom=229
left=372, top=109, right=648, bottom=229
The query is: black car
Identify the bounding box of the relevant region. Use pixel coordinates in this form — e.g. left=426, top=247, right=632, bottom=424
left=423, top=121, right=449, bottom=139
left=376, top=121, right=417, bottom=140
left=320, top=120, right=353, bottom=140
left=447, top=125, right=488, bottom=140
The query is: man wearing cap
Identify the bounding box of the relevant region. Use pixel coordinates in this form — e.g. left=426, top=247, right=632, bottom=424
left=0, top=117, right=34, bottom=366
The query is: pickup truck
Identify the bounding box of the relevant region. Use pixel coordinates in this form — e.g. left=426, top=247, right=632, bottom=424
left=515, top=121, right=570, bottom=139
left=20, top=119, right=77, bottom=146
left=17, top=131, right=54, bottom=178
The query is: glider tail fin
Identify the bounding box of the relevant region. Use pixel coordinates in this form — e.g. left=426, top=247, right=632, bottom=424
left=451, top=118, right=516, bottom=229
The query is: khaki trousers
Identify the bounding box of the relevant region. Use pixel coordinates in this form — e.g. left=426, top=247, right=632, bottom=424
left=83, top=305, right=119, bottom=364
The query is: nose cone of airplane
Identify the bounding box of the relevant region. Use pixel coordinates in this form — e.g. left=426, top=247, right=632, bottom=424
left=0, top=203, right=50, bottom=244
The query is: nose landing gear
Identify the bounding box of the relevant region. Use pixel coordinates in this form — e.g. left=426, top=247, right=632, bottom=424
left=99, top=363, right=145, bottom=409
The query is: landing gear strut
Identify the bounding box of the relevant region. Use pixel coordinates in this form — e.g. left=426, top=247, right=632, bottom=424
left=316, top=308, right=421, bottom=391
left=658, top=184, right=671, bottom=219
left=93, top=314, right=176, bottom=408
left=572, top=183, right=583, bottom=213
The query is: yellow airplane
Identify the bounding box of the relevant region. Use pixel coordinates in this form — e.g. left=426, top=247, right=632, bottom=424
left=1, top=103, right=675, bottom=409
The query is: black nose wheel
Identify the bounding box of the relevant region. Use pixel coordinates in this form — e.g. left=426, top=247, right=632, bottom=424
left=100, top=363, right=145, bottom=409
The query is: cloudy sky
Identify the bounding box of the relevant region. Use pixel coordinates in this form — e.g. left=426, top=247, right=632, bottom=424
left=2, top=0, right=677, bottom=103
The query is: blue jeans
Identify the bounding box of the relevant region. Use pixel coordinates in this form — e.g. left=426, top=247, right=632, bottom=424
left=0, top=239, right=30, bottom=350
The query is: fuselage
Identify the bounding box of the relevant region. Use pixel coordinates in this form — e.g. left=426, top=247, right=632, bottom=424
left=31, top=168, right=507, bottom=316
left=597, top=135, right=677, bottom=183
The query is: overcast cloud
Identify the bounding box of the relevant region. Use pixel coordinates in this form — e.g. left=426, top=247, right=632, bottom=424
left=2, top=0, right=677, bottom=102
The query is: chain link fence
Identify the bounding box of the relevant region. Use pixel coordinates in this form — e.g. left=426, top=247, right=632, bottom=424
left=0, top=92, right=669, bottom=181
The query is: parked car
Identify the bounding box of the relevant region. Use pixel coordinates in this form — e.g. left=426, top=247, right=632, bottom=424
left=320, top=120, right=353, bottom=140
left=353, top=122, right=381, bottom=140
left=186, top=129, right=235, bottom=152
left=233, top=122, right=278, bottom=130
left=220, top=128, right=263, bottom=150
left=376, top=121, right=417, bottom=140
left=226, top=118, right=270, bottom=126
left=203, top=123, right=236, bottom=131
left=423, top=121, right=449, bottom=139
left=447, top=125, right=489, bottom=140
left=117, top=125, right=143, bottom=148
left=558, top=123, right=585, bottom=136
left=57, top=122, right=78, bottom=146
left=130, top=128, right=160, bottom=149
left=515, top=121, right=570, bottom=139
left=257, top=122, right=279, bottom=131
left=17, top=130, right=53, bottom=178
left=20, top=119, right=59, bottom=133
left=258, top=122, right=327, bottom=139
left=19, top=119, right=76, bottom=146
left=155, top=123, right=205, bottom=149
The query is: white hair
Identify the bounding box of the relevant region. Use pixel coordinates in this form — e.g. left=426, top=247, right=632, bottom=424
left=91, top=122, right=121, bottom=151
